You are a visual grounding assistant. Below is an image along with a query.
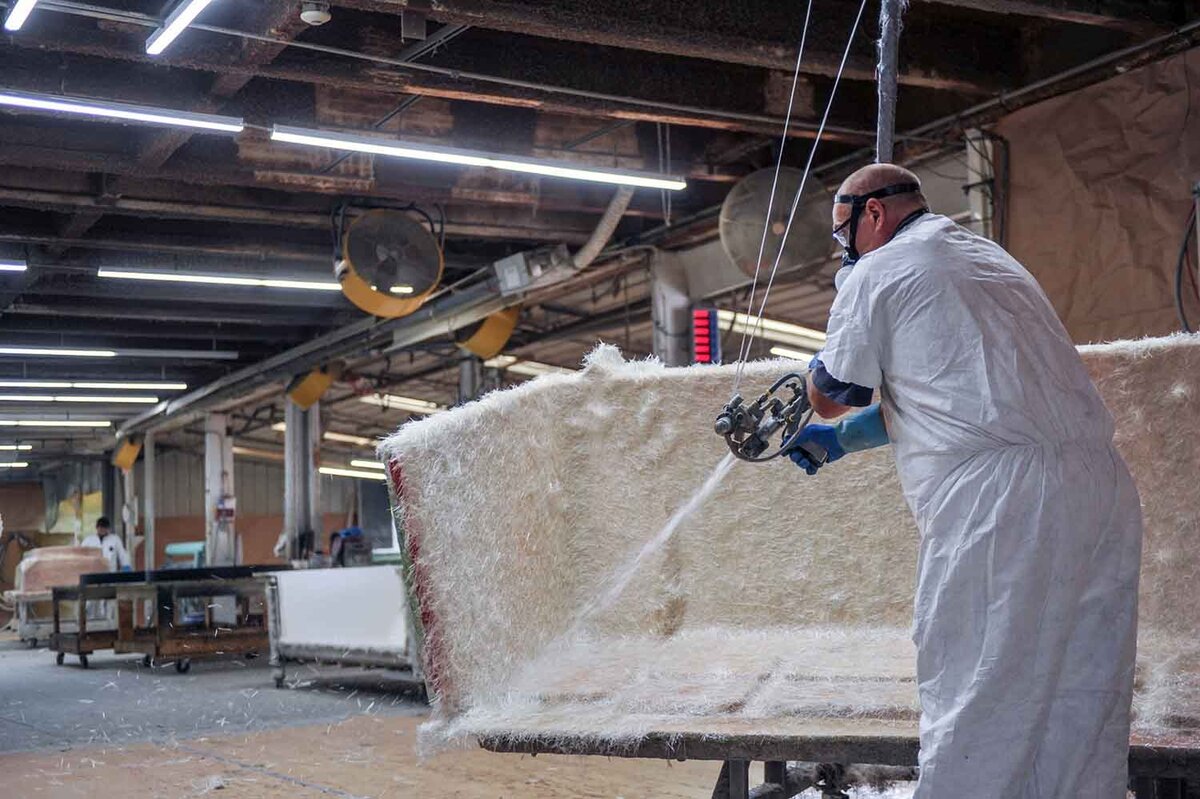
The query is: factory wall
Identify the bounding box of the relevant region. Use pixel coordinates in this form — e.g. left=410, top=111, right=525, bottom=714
left=996, top=49, right=1200, bottom=343
left=131, top=449, right=358, bottom=567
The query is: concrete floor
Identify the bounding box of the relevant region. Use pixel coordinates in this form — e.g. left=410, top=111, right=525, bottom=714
left=0, top=639, right=916, bottom=798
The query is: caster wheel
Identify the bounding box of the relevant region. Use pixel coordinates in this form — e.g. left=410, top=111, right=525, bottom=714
left=56, top=652, right=64, bottom=666
left=274, top=676, right=285, bottom=689
left=142, top=655, right=153, bottom=668
left=79, top=655, right=89, bottom=669
left=175, top=658, right=191, bottom=674
left=26, top=638, right=37, bottom=649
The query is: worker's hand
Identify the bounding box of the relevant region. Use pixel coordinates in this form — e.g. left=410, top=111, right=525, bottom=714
left=787, top=424, right=845, bottom=475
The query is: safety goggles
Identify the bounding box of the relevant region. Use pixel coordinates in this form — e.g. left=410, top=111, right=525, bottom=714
left=831, top=181, right=921, bottom=264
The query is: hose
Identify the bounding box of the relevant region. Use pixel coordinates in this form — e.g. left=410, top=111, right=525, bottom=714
left=572, top=186, right=635, bottom=270
left=1175, top=206, right=1197, bottom=333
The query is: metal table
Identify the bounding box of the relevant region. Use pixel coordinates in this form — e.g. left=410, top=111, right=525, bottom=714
left=80, top=566, right=284, bottom=673
left=481, top=726, right=1200, bottom=797
left=48, top=583, right=119, bottom=668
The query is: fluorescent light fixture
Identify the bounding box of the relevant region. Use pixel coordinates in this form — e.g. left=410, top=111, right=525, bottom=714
left=717, top=310, right=826, bottom=352
left=98, top=269, right=339, bottom=292
left=0, top=89, right=243, bottom=133
left=271, top=124, right=688, bottom=191
left=271, top=423, right=377, bottom=448
left=3, top=0, right=38, bottom=32
left=0, top=420, right=110, bottom=427
left=0, top=260, right=27, bottom=272
left=0, top=346, right=116, bottom=358
left=74, top=381, right=187, bottom=391
left=146, top=0, right=217, bottom=56
left=484, top=355, right=572, bottom=377
left=389, top=285, right=414, bottom=294
left=320, top=466, right=388, bottom=481
left=769, top=346, right=817, bottom=361
left=0, top=444, right=31, bottom=450
left=0, top=462, right=28, bottom=468
left=233, top=445, right=284, bottom=463
left=349, top=459, right=386, bottom=470
left=0, top=394, right=158, bottom=404
left=358, top=394, right=445, bottom=414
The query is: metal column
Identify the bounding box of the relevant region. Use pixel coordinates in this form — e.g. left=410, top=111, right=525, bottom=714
left=143, top=432, right=156, bottom=571
left=283, top=400, right=321, bottom=561
left=651, top=249, right=692, bottom=367
left=875, top=0, right=905, bottom=162
left=204, top=413, right=236, bottom=566
left=458, top=353, right=484, bottom=403
left=121, top=463, right=137, bottom=557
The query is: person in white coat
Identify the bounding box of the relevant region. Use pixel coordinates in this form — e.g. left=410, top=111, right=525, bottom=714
left=790, top=163, right=1143, bottom=798
left=80, top=516, right=131, bottom=572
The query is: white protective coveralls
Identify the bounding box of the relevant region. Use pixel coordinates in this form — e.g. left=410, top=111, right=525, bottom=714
left=80, top=531, right=130, bottom=571
left=820, top=213, right=1143, bottom=798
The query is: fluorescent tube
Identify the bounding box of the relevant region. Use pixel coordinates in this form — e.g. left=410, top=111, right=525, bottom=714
left=484, top=355, right=572, bottom=377
left=272, top=423, right=377, bottom=448
left=718, top=310, right=827, bottom=352
left=3, top=0, right=38, bottom=31
left=0, top=260, right=27, bottom=272
left=271, top=124, right=688, bottom=191
left=0, top=444, right=32, bottom=450
left=349, top=459, right=386, bottom=470
left=358, top=394, right=445, bottom=414
left=0, top=394, right=158, bottom=404
left=146, top=0, right=217, bottom=56
left=97, top=269, right=339, bottom=291
left=0, top=462, right=28, bottom=468
left=0, top=89, right=243, bottom=132
left=0, top=420, right=110, bottom=427
left=320, top=466, right=388, bottom=481
left=0, top=347, right=116, bottom=358
left=769, top=346, right=817, bottom=361
left=72, top=382, right=187, bottom=390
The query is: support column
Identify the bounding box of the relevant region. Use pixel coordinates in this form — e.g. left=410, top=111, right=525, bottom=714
left=875, top=0, right=905, bottom=163
left=458, top=353, right=483, bottom=403
left=204, top=413, right=236, bottom=566
left=143, top=432, right=156, bottom=571
left=965, top=128, right=995, bottom=241
left=650, top=249, right=692, bottom=367
left=121, top=463, right=137, bottom=560
left=283, top=400, right=321, bottom=561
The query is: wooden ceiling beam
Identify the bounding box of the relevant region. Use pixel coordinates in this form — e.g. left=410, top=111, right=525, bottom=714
left=917, top=0, right=1175, bottom=35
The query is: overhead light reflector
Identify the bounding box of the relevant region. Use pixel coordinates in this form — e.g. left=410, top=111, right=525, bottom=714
left=320, top=465, right=388, bottom=481
left=0, top=260, right=27, bottom=272
left=0, top=89, right=243, bottom=133
left=717, top=311, right=827, bottom=352
left=271, top=124, right=687, bottom=191
left=146, top=0, right=218, bottom=56
left=97, top=268, right=339, bottom=291
left=3, top=0, right=38, bottom=32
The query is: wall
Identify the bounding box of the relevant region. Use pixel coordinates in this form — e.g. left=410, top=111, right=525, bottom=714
left=130, top=449, right=358, bottom=568
left=995, top=49, right=1200, bottom=343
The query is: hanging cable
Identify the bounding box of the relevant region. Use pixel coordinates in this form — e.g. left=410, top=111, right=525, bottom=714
left=730, top=0, right=815, bottom=389
left=732, top=0, right=870, bottom=392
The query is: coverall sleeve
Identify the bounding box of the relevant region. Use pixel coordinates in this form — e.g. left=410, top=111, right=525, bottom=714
left=819, top=268, right=884, bottom=390
left=113, top=537, right=131, bottom=569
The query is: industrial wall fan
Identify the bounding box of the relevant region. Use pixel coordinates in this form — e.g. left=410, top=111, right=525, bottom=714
left=718, top=167, right=833, bottom=283
left=337, top=209, right=444, bottom=318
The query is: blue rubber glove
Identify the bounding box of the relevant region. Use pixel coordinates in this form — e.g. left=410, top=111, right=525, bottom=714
left=789, top=404, right=889, bottom=475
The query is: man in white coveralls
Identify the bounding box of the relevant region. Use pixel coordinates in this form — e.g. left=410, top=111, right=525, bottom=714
left=790, top=163, right=1143, bottom=798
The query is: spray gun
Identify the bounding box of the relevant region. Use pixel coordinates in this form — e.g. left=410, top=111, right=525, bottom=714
left=714, top=372, right=828, bottom=465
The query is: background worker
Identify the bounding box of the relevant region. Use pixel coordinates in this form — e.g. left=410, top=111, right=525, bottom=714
left=790, top=163, right=1143, bottom=798
left=81, top=516, right=131, bottom=572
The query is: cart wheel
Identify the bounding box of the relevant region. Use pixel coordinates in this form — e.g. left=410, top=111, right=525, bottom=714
left=274, top=675, right=285, bottom=689
left=55, top=652, right=64, bottom=666
left=142, top=655, right=153, bottom=668
left=175, top=658, right=191, bottom=674
left=79, top=655, right=89, bottom=669
left=26, top=637, right=37, bottom=649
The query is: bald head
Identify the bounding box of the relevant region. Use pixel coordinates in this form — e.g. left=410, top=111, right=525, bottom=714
left=832, top=163, right=929, bottom=260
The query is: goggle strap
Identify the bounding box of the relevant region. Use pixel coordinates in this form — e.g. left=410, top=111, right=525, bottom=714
left=834, top=182, right=921, bottom=205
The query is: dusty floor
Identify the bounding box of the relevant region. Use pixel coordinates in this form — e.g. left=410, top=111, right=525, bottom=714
left=0, top=639, right=915, bottom=798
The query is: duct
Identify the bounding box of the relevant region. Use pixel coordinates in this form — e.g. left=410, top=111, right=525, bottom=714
left=650, top=249, right=691, bottom=367
left=119, top=188, right=638, bottom=436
